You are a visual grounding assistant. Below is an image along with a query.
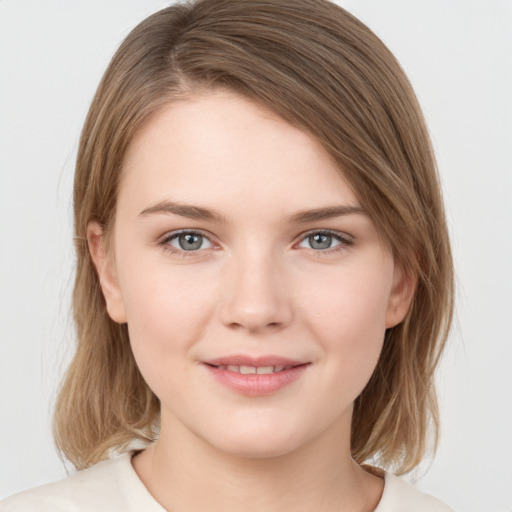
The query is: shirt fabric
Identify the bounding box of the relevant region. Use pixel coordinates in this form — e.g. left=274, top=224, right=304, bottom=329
left=0, top=452, right=454, bottom=511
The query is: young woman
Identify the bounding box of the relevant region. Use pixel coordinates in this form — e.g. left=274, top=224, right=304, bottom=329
left=1, top=0, right=455, bottom=510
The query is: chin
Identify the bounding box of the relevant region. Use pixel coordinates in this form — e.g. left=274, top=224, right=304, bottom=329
left=204, top=425, right=306, bottom=460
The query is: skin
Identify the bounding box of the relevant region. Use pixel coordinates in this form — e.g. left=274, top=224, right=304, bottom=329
left=88, top=90, right=414, bottom=511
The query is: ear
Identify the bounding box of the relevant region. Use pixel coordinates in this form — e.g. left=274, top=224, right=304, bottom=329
left=87, top=221, right=127, bottom=324
left=385, top=262, right=417, bottom=329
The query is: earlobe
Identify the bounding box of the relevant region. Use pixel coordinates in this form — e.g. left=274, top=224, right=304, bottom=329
left=87, top=221, right=127, bottom=324
left=385, top=263, right=417, bottom=329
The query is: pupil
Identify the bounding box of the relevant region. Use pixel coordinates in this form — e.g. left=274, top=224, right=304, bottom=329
left=179, top=233, right=202, bottom=250
left=310, top=233, right=331, bottom=250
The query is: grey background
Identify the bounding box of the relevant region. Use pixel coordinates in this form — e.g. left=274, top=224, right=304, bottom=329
left=1, top=1, right=511, bottom=510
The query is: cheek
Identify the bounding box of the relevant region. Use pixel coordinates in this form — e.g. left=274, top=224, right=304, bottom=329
left=301, top=259, right=393, bottom=334
left=299, top=261, right=393, bottom=391
left=116, top=258, right=218, bottom=384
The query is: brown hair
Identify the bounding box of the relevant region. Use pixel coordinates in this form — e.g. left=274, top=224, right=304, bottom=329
left=54, top=0, right=454, bottom=474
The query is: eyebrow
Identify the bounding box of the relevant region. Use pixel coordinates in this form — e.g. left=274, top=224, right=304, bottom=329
left=290, top=204, right=366, bottom=223
left=138, top=201, right=224, bottom=222
left=138, top=200, right=366, bottom=223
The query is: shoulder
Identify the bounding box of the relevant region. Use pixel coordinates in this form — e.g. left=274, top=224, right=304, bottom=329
left=0, top=452, right=164, bottom=512
left=376, top=472, right=455, bottom=512
left=0, top=455, right=128, bottom=512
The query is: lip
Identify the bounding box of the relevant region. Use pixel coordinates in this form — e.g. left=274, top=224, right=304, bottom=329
left=205, top=355, right=306, bottom=368
left=203, top=355, right=310, bottom=397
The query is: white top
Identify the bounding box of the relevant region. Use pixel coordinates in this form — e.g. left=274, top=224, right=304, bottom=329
left=0, top=452, right=455, bottom=511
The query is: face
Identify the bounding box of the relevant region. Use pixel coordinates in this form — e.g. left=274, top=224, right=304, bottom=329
left=89, top=91, right=412, bottom=459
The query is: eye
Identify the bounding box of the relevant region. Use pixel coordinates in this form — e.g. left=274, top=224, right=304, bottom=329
left=164, top=231, right=213, bottom=251
left=297, top=231, right=350, bottom=251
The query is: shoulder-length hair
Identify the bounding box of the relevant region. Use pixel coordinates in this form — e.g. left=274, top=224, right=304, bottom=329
left=54, top=0, right=454, bottom=474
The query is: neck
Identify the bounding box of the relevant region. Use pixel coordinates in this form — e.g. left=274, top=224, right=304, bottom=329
left=132, top=411, right=384, bottom=512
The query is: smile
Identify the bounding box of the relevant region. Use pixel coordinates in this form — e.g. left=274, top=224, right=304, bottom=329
left=203, top=356, right=310, bottom=396
left=212, top=365, right=294, bottom=374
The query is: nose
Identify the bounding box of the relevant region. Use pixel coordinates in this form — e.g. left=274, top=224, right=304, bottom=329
left=219, top=251, right=293, bottom=333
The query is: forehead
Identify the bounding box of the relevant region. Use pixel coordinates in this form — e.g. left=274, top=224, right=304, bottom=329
left=119, top=91, right=359, bottom=217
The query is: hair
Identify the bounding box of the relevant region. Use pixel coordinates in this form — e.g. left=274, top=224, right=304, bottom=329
left=54, top=0, right=454, bottom=474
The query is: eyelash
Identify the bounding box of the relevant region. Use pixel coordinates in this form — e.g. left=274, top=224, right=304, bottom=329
left=297, top=229, right=353, bottom=256
left=158, top=229, right=353, bottom=257
left=159, top=230, right=216, bottom=257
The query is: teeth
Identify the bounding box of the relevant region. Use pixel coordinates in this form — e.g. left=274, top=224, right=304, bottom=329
left=239, top=365, right=256, bottom=374
left=217, top=365, right=289, bottom=374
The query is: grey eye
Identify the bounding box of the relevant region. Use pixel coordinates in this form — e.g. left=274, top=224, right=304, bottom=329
left=169, top=232, right=212, bottom=251
left=309, top=233, right=333, bottom=250
left=298, top=232, right=343, bottom=250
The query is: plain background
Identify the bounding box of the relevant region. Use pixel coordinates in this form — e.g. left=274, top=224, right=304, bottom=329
left=0, top=1, right=511, bottom=510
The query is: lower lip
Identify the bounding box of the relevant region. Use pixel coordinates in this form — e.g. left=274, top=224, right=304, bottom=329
left=204, top=364, right=309, bottom=396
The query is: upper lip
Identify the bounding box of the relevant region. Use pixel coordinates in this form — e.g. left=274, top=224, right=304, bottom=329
left=204, top=355, right=308, bottom=368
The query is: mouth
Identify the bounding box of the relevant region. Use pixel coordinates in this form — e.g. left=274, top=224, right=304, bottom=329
left=206, top=364, right=298, bottom=374
left=203, top=356, right=310, bottom=396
